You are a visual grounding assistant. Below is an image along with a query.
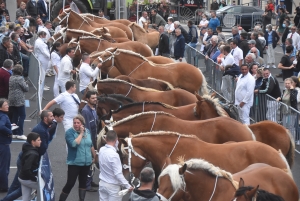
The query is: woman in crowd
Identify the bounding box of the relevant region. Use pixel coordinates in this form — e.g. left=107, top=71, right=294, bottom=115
left=59, top=115, right=96, bottom=201
left=198, top=14, right=208, bottom=43
left=250, top=64, right=263, bottom=89
left=294, top=2, right=300, bottom=27
left=265, top=24, right=279, bottom=69
left=8, top=65, right=29, bottom=140
left=0, top=98, right=12, bottom=192
left=277, top=8, right=286, bottom=44
left=51, top=42, right=62, bottom=98
left=7, top=42, right=19, bottom=66
left=281, top=20, right=290, bottom=53
left=18, top=132, right=41, bottom=201
left=291, top=76, right=300, bottom=145
left=262, top=3, right=272, bottom=29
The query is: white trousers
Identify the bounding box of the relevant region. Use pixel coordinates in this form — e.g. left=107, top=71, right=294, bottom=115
left=53, top=74, right=59, bottom=98
left=58, top=80, right=67, bottom=93
left=266, top=100, right=278, bottom=122
left=62, top=119, right=73, bottom=132
left=99, top=180, right=122, bottom=201
left=221, top=75, right=234, bottom=102
left=18, top=178, right=38, bottom=201
left=237, top=104, right=251, bottom=125
left=266, top=44, right=275, bottom=64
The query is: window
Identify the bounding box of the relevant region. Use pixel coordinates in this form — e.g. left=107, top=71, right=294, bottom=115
left=243, top=7, right=257, bottom=13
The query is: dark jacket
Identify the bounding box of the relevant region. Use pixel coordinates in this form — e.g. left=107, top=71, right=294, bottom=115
left=223, top=64, right=241, bottom=77
left=188, top=25, right=198, bottom=43
left=239, top=39, right=250, bottom=58
left=130, top=188, right=160, bottom=201
left=81, top=104, right=98, bottom=148
left=255, top=38, right=264, bottom=58
left=205, top=43, right=218, bottom=59
left=258, top=75, right=281, bottom=99
left=37, top=0, right=48, bottom=18
left=174, top=34, right=185, bottom=59
left=0, top=111, right=12, bottom=144
left=232, top=33, right=240, bottom=44
left=19, top=142, right=40, bottom=182
left=173, top=25, right=189, bottom=44
left=48, top=120, right=57, bottom=144
left=158, top=33, right=170, bottom=54
left=0, top=68, right=11, bottom=98
left=0, top=43, right=21, bottom=67
left=281, top=27, right=290, bottom=43
left=31, top=121, right=51, bottom=156
left=264, top=31, right=280, bottom=49
left=27, top=0, right=39, bottom=18
left=280, top=89, right=298, bottom=110
left=211, top=2, right=219, bottom=10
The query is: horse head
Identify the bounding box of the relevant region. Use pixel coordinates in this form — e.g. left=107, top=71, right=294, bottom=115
left=232, top=179, right=259, bottom=201
left=67, top=37, right=81, bottom=58
left=52, top=8, right=71, bottom=27
left=91, top=47, right=118, bottom=69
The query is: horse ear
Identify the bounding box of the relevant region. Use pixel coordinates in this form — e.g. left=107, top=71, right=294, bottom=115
left=129, top=132, right=134, bottom=138
left=211, top=92, right=217, bottom=98
left=195, top=92, right=202, bottom=101
left=179, top=163, right=187, bottom=175
left=239, top=178, right=245, bottom=188
left=165, top=156, right=172, bottom=166
left=248, top=185, right=259, bottom=199
left=119, top=138, right=128, bottom=147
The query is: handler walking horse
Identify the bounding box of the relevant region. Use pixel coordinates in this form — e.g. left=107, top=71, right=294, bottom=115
left=157, top=158, right=298, bottom=201
left=91, top=48, right=208, bottom=94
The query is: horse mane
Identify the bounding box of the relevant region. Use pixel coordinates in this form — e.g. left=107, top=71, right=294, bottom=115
left=130, top=130, right=197, bottom=139
left=81, top=13, right=109, bottom=21
left=79, top=36, right=104, bottom=40
left=104, top=94, right=135, bottom=103
left=129, top=22, right=147, bottom=33
left=97, top=96, right=123, bottom=106
left=113, top=101, right=177, bottom=113
left=159, top=157, right=239, bottom=192
left=98, top=78, right=162, bottom=92
left=69, top=10, right=90, bottom=25
left=234, top=186, right=285, bottom=201
left=147, top=77, right=175, bottom=90
left=201, top=95, right=228, bottom=117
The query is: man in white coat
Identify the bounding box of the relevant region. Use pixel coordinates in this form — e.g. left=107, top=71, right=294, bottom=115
left=58, top=48, right=76, bottom=92
left=34, top=31, right=50, bottom=102
left=235, top=64, right=255, bottom=124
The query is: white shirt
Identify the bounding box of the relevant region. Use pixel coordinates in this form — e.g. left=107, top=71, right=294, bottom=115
left=38, top=26, right=51, bottom=41
left=200, top=32, right=208, bottom=51
left=79, top=62, right=100, bottom=91
left=199, top=19, right=209, bottom=27
left=58, top=55, right=73, bottom=83
left=54, top=25, right=62, bottom=34
left=138, top=16, right=147, bottom=27
left=54, top=91, right=79, bottom=120
left=221, top=53, right=235, bottom=67
left=287, top=32, right=300, bottom=49
left=51, top=51, right=61, bottom=75
left=235, top=72, right=255, bottom=106
left=99, top=144, right=131, bottom=188
left=164, top=23, right=175, bottom=32
left=34, top=37, right=50, bottom=61
left=231, top=46, right=243, bottom=66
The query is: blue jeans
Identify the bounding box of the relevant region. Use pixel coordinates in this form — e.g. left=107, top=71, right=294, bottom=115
left=0, top=153, right=22, bottom=201
left=10, top=106, right=26, bottom=136
left=0, top=144, right=10, bottom=190
left=21, top=53, right=29, bottom=76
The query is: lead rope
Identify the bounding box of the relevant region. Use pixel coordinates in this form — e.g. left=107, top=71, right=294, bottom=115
left=124, top=85, right=133, bottom=97
left=78, top=20, right=85, bottom=30
left=208, top=175, right=219, bottom=201
left=127, top=61, right=146, bottom=76
left=96, top=39, right=101, bottom=51
left=142, top=101, right=145, bottom=112
left=150, top=113, right=157, bottom=132
left=161, top=135, right=181, bottom=171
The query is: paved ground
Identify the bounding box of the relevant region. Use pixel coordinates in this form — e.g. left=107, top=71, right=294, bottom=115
left=0, top=34, right=299, bottom=201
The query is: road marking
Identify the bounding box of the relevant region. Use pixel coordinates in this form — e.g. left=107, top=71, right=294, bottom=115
left=295, top=149, right=300, bottom=154
left=10, top=166, right=17, bottom=169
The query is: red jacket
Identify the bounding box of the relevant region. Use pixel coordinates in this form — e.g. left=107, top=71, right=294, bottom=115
left=0, top=68, right=11, bottom=98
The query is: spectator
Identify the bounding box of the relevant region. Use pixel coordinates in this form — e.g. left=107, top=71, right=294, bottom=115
left=208, top=11, right=220, bottom=32
left=216, top=44, right=225, bottom=64
left=150, top=9, right=166, bottom=30
left=258, top=31, right=266, bottom=48
left=250, top=64, right=263, bottom=89
left=158, top=25, right=170, bottom=57
left=173, top=21, right=189, bottom=44
left=211, top=0, right=219, bottom=10
left=0, top=2, right=9, bottom=17
left=278, top=45, right=294, bottom=80
left=6, top=22, right=15, bottom=36
left=48, top=108, right=65, bottom=143
left=58, top=115, right=96, bottom=201
left=202, top=28, right=213, bottom=53
left=281, top=20, right=290, bottom=54
left=295, top=2, right=300, bottom=27
left=15, top=16, right=26, bottom=28
left=262, top=4, right=272, bottom=29
left=6, top=42, right=19, bottom=66
left=245, top=53, right=259, bottom=67
left=164, top=17, right=174, bottom=33
left=138, top=11, right=148, bottom=28
left=205, top=35, right=218, bottom=60
left=130, top=167, right=159, bottom=201
left=16, top=2, right=31, bottom=20
left=5, top=15, right=10, bottom=23
left=8, top=64, right=28, bottom=140
left=0, top=98, right=12, bottom=193
left=277, top=8, right=287, bottom=39
left=235, top=64, right=255, bottom=124
left=291, top=75, right=300, bottom=145
left=34, top=31, right=50, bottom=96
left=19, top=27, right=33, bottom=55
left=187, top=20, right=198, bottom=48
left=98, top=9, right=110, bottom=20
left=0, top=9, right=6, bottom=27
left=287, top=26, right=300, bottom=50
left=230, top=39, right=243, bottom=67
left=198, top=14, right=208, bottom=43
left=50, top=42, right=62, bottom=98
left=251, top=32, right=264, bottom=58
left=219, top=0, right=227, bottom=8
left=99, top=130, right=133, bottom=200
left=43, top=81, right=79, bottom=132
left=285, top=38, right=297, bottom=62
left=249, top=47, right=264, bottom=67
left=18, top=132, right=41, bottom=201
left=173, top=28, right=185, bottom=62
left=129, top=0, right=137, bottom=19
left=37, top=0, right=48, bottom=23
left=231, top=26, right=240, bottom=44
left=265, top=24, right=279, bottom=68
left=0, top=36, right=21, bottom=67
left=239, top=32, right=250, bottom=58
left=38, top=20, right=51, bottom=41
left=216, top=26, right=225, bottom=43
left=247, top=40, right=261, bottom=56
left=58, top=48, right=76, bottom=92
left=36, top=17, right=43, bottom=31
left=0, top=26, right=6, bottom=43
left=0, top=59, right=13, bottom=99
left=80, top=90, right=98, bottom=192
left=212, top=43, right=225, bottom=63
left=220, top=45, right=234, bottom=71
left=26, top=0, right=38, bottom=19
left=79, top=53, right=100, bottom=94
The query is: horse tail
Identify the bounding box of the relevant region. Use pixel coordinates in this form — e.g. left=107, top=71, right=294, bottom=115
left=245, top=125, right=256, bottom=141
left=285, top=129, right=295, bottom=168
left=278, top=149, right=294, bottom=179
left=198, top=69, right=209, bottom=95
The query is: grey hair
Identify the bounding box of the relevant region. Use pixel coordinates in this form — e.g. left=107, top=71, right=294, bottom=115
left=248, top=53, right=256, bottom=60
left=266, top=24, right=272, bottom=30
left=140, top=167, right=155, bottom=183
left=12, top=64, right=23, bottom=75
left=174, top=21, right=180, bottom=26
left=211, top=35, right=218, bottom=43
left=0, top=26, right=5, bottom=33
left=219, top=44, right=225, bottom=50
left=232, top=26, right=238, bottom=32
left=175, top=28, right=181, bottom=34
left=3, top=59, right=13, bottom=69
left=73, top=114, right=86, bottom=125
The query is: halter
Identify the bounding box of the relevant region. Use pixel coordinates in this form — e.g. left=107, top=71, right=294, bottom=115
left=97, top=50, right=116, bottom=67
left=57, top=11, right=70, bottom=26
left=127, top=60, right=147, bottom=77
left=124, top=85, right=133, bottom=97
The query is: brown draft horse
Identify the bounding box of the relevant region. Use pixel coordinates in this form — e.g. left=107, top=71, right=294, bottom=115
left=96, top=79, right=198, bottom=106
left=157, top=158, right=298, bottom=201
left=193, top=94, right=295, bottom=167
left=128, top=22, right=160, bottom=49
left=52, top=10, right=128, bottom=39
left=90, top=52, right=174, bottom=78
left=81, top=13, right=132, bottom=26
left=119, top=132, right=291, bottom=188
left=114, top=76, right=174, bottom=91
left=98, top=113, right=255, bottom=148
left=91, top=48, right=208, bottom=94
left=142, top=21, right=157, bottom=33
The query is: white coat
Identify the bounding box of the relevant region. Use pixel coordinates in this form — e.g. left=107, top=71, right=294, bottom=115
left=235, top=72, right=255, bottom=106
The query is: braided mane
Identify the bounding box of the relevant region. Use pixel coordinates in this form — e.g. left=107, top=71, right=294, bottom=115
left=201, top=95, right=228, bottom=117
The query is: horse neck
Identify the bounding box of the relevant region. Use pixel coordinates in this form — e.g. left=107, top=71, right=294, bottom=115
left=98, top=82, right=130, bottom=95
left=98, top=100, right=120, bottom=112
left=68, top=12, right=90, bottom=30
left=113, top=52, right=146, bottom=74
left=197, top=102, right=220, bottom=120
left=79, top=39, right=100, bottom=53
